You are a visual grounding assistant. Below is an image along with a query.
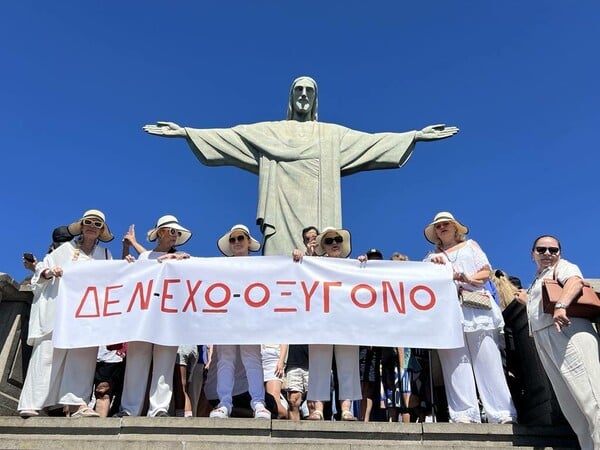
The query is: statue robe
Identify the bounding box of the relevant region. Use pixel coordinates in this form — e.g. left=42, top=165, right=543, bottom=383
left=185, top=120, right=417, bottom=255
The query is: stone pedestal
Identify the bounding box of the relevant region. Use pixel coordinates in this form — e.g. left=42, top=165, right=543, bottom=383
left=0, top=274, right=33, bottom=416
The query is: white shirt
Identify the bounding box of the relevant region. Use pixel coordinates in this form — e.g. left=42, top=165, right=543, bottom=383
left=526, top=259, right=582, bottom=333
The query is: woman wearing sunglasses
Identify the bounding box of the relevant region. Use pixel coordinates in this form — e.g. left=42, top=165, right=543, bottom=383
left=208, top=224, right=271, bottom=419
left=117, top=215, right=192, bottom=417
left=424, top=212, right=516, bottom=424
left=292, top=227, right=363, bottom=421
left=18, top=210, right=114, bottom=418
left=515, top=235, right=600, bottom=449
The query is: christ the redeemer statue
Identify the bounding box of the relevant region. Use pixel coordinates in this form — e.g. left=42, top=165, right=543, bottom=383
left=143, top=76, right=458, bottom=255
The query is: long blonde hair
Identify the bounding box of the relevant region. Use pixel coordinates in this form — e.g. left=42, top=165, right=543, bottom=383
left=490, top=269, right=518, bottom=310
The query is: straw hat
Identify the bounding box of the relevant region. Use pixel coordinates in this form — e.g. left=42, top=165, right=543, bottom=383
left=67, top=209, right=114, bottom=242
left=315, top=227, right=351, bottom=257
left=147, top=215, right=192, bottom=247
left=217, top=224, right=261, bottom=256
left=423, top=211, right=468, bottom=244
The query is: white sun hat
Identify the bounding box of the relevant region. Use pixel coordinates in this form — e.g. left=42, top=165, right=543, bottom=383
left=314, top=226, right=351, bottom=258
left=217, top=224, right=261, bottom=256
left=67, top=209, right=114, bottom=242
left=147, top=215, right=192, bottom=247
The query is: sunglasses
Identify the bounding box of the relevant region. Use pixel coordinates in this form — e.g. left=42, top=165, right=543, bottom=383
left=82, top=218, right=104, bottom=229
left=535, top=246, right=560, bottom=255
left=323, top=235, right=343, bottom=245
left=162, top=228, right=182, bottom=237
left=229, top=235, right=247, bottom=244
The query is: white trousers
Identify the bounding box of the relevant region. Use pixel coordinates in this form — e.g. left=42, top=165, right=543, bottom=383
left=120, top=342, right=177, bottom=416
left=437, top=329, right=516, bottom=423
left=47, top=346, right=98, bottom=406
left=533, top=318, right=600, bottom=450
left=18, top=336, right=53, bottom=411
left=307, top=344, right=361, bottom=402
left=215, top=345, right=264, bottom=411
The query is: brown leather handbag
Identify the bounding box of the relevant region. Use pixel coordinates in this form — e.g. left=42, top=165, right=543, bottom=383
left=542, top=266, right=600, bottom=319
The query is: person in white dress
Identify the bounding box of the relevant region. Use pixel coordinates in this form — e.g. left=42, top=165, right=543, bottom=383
left=42, top=210, right=114, bottom=418
left=117, top=215, right=192, bottom=417
left=424, top=212, right=516, bottom=424
left=292, top=226, right=364, bottom=421
left=18, top=219, right=107, bottom=417
left=209, top=224, right=271, bottom=419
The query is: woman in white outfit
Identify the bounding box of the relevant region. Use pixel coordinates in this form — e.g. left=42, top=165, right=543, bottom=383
left=424, top=212, right=516, bottom=424
left=37, top=210, right=114, bottom=418
left=516, top=235, right=600, bottom=449
left=117, top=215, right=192, bottom=417
left=18, top=226, right=74, bottom=417
left=209, top=224, right=271, bottom=419
left=292, top=226, right=363, bottom=421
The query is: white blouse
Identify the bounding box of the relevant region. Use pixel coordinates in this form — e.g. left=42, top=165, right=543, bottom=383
left=425, top=239, right=504, bottom=333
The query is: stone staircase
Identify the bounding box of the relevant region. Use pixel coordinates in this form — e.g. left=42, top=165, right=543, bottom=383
left=0, top=417, right=579, bottom=449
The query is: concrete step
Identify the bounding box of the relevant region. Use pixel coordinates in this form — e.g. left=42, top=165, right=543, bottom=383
left=0, top=417, right=579, bottom=449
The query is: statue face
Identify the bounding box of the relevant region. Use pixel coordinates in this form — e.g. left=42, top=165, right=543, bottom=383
left=292, top=79, right=316, bottom=117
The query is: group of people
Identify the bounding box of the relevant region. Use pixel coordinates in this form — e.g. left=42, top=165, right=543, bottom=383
left=16, top=209, right=600, bottom=449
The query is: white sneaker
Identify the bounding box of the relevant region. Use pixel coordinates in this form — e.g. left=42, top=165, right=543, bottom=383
left=209, top=405, right=229, bottom=418
left=452, top=416, right=473, bottom=424
left=499, top=417, right=517, bottom=424
left=253, top=402, right=271, bottom=419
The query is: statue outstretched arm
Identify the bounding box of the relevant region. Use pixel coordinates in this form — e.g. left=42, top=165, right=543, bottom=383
left=142, top=121, right=187, bottom=138
left=415, top=124, right=459, bottom=141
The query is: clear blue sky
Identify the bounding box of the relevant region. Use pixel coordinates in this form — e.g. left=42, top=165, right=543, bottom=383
left=1, top=1, right=598, bottom=286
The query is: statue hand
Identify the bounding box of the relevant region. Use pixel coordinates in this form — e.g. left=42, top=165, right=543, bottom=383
left=142, top=121, right=187, bottom=137
left=415, top=124, right=459, bottom=141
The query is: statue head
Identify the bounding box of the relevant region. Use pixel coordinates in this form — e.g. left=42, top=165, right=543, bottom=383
left=287, top=76, right=318, bottom=122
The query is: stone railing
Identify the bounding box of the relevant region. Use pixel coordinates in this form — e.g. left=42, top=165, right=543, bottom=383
left=0, top=273, right=33, bottom=415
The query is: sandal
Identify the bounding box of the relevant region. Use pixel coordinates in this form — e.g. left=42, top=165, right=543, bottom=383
left=341, top=410, right=357, bottom=421
left=307, top=410, right=324, bottom=420
left=70, top=406, right=100, bottom=418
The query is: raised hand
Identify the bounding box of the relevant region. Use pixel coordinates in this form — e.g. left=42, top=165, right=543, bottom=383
left=142, top=121, right=187, bottom=137
left=415, top=124, right=459, bottom=141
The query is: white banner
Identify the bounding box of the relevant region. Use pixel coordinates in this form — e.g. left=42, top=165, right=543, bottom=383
left=52, top=256, right=464, bottom=349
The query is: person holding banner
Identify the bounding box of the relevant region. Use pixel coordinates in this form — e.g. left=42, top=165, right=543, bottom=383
left=117, top=215, right=192, bottom=417
left=424, top=212, right=516, bottom=424
left=210, top=224, right=271, bottom=419
left=292, top=227, right=363, bottom=421
left=18, top=226, right=74, bottom=417
left=39, top=209, right=114, bottom=418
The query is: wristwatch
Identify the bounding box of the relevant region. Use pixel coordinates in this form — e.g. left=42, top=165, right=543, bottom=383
left=555, top=302, right=568, bottom=309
